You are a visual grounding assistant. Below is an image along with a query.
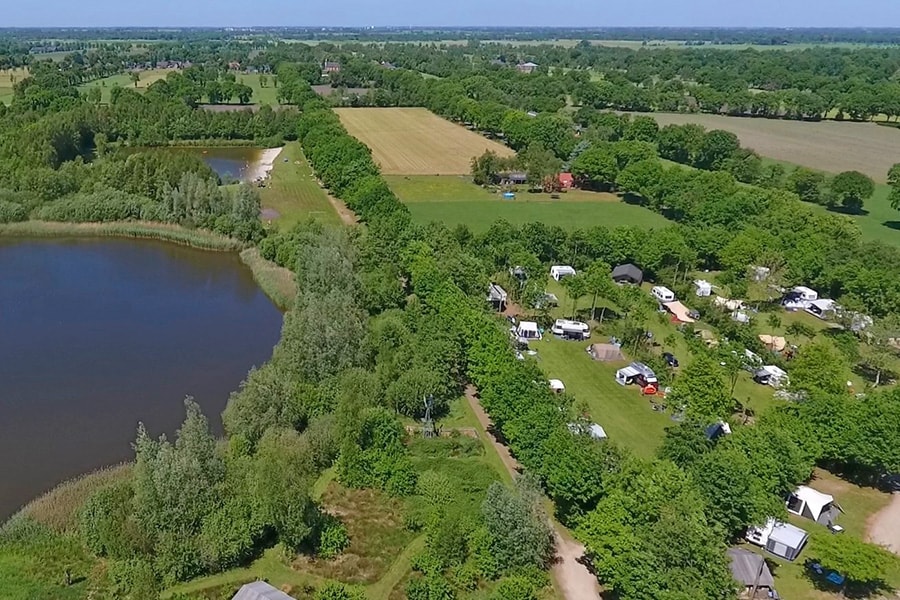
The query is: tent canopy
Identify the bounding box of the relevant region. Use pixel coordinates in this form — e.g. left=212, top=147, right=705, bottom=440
left=789, top=486, right=834, bottom=522
left=232, top=582, right=296, bottom=600
left=663, top=301, right=695, bottom=323
left=588, top=343, right=625, bottom=362
left=727, top=548, right=775, bottom=588
left=549, top=379, right=566, bottom=391
left=612, top=263, right=643, bottom=284
left=759, top=334, right=787, bottom=352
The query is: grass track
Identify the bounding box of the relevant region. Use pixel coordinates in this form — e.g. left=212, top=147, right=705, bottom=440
left=259, top=142, right=340, bottom=229
left=336, top=107, right=515, bottom=175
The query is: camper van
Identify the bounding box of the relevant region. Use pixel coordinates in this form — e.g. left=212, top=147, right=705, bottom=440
left=551, top=319, right=591, bottom=340
left=615, top=362, right=658, bottom=387
left=651, top=286, right=676, bottom=303
left=550, top=265, right=576, bottom=281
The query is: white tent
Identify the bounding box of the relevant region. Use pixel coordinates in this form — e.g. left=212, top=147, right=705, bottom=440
left=549, top=379, right=566, bottom=393
left=787, top=486, right=837, bottom=524
left=515, top=321, right=541, bottom=340
left=550, top=265, right=576, bottom=281
left=715, top=296, right=745, bottom=311
left=746, top=519, right=809, bottom=562
left=588, top=423, right=608, bottom=439
left=695, top=280, right=713, bottom=297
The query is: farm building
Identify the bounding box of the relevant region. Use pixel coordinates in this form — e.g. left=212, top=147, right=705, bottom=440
left=232, top=581, right=296, bottom=600
left=587, top=343, right=625, bottom=362
left=517, top=61, right=539, bottom=74
left=695, top=280, right=713, bottom=297
left=612, top=263, right=643, bottom=285
left=651, top=286, right=675, bottom=303
left=550, top=265, right=577, bottom=281
left=754, top=365, right=789, bottom=388
left=322, top=61, right=342, bottom=74
left=727, top=548, right=775, bottom=599
left=787, top=486, right=841, bottom=525
left=487, top=282, right=508, bottom=311
left=558, top=172, right=575, bottom=189
left=746, top=519, right=809, bottom=562
left=806, top=298, right=837, bottom=320
left=514, top=321, right=541, bottom=341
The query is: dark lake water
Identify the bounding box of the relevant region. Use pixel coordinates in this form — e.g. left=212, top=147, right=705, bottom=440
left=0, top=238, right=283, bottom=520
left=125, top=147, right=262, bottom=182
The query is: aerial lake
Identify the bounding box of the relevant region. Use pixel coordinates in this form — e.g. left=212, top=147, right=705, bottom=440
left=0, top=238, right=283, bottom=520
left=125, top=147, right=265, bottom=182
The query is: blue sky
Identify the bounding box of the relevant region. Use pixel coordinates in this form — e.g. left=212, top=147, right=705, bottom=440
left=6, top=0, right=900, bottom=28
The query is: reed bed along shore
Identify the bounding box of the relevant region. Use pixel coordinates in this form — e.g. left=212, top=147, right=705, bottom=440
left=0, top=221, right=245, bottom=251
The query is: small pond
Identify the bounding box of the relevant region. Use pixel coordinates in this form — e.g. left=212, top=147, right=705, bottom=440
left=0, top=238, right=283, bottom=520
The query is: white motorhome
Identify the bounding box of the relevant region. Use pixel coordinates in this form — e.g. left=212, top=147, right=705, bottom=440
left=651, top=286, right=676, bottom=303
left=551, top=319, right=591, bottom=340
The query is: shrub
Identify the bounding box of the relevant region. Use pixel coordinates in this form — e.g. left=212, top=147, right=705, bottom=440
left=491, top=576, right=537, bottom=600
left=317, top=514, right=350, bottom=559
left=406, top=574, right=456, bottom=600
left=0, top=200, right=27, bottom=223
left=314, top=581, right=366, bottom=600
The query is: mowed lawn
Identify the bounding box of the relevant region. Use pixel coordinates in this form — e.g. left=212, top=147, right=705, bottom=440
left=387, top=174, right=669, bottom=231
left=258, top=142, right=340, bottom=228
left=335, top=107, right=515, bottom=175
left=630, top=112, right=900, bottom=182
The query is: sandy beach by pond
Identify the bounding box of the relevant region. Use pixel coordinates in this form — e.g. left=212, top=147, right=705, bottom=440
left=249, top=147, right=284, bottom=182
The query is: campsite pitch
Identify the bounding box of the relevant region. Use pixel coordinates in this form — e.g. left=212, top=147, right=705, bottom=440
left=335, top=107, right=515, bottom=175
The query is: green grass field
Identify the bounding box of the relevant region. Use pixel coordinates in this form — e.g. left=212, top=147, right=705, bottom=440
left=77, top=69, right=173, bottom=103
left=233, top=73, right=280, bottom=105
left=258, top=142, right=340, bottom=228
left=388, top=174, right=671, bottom=231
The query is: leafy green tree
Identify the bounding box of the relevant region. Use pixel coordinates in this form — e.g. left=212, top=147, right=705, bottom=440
left=810, top=531, right=896, bottom=590
left=315, top=581, right=367, bottom=600
left=561, top=274, right=588, bottom=319
left=623, top=116, right=659, bottom=143
left=667, top=355, right=731, bottom=422
left=481, top=476, right=554, bottom=572
left=406, top=574, right=456, bottom=600
left=786, top=167, right=826, bottom=205
left=491, top=576, right=538, bottom=600
left=694, top=129, right=740, bottom=171
left=888, top=163, right=900, bottom=210
left=571, top=145, right=618, bottom=190
left=790, top=341, right=850, bottom=396
left=830, top=170, right=875, bottom=213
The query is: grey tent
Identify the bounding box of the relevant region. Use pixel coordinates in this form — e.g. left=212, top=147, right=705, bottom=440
left=612, top=263, right=643, bottom=285
left=587, top=343, right=625, bottom=362
left=727, top=548, right=775, bottom=597
left=232, top=581, right=297, bottom=600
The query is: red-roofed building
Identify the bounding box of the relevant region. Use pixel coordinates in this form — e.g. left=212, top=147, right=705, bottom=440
left=558, top=173, right=575, bottom=189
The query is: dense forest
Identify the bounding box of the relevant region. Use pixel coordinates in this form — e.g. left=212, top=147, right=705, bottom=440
left=1, top=30, right=900, bottom=600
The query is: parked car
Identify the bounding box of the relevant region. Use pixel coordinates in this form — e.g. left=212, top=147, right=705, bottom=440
left=881, top=473, right=900, bottom=492
left=663, top=352, right=679, bottom=368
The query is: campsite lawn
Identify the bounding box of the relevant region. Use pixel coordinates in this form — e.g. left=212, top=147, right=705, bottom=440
left=258, top=142, right=340, bottom=228
left=335, top=107, right=515, bottom=175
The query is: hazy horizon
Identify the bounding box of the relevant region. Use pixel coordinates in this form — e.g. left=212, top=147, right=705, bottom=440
left=6, top=0, right=900, bottom=29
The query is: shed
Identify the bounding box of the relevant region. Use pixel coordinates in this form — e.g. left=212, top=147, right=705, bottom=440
left=515, top=321, right=541, bottom=341
left=587, top=343, right=625, bottom=362
left=663, top=301, right=696, bottom=323
left=787, top=486, right=840, bottom=525
left=550, top=265, right=576, bottom=281
left=766, top=522, right=808, bottom=561
left=612, top=263, right=643, bottom=285
left=501, top=171, right=528, bottom=185
left=232, top=581, right=296, bottom=600
left=727, top=547, right=775, bottom=597
left=549, top=379, right=566, bottom=393
left=695, top=280, right=713, bottom=297
left=487, top=282, right=508, bottom=311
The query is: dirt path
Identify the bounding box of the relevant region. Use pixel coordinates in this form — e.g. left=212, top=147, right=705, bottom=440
left=327, top=193, right=358, bottom=226
left=464, top=385, right=601, bottom=600
left=867, top=492, right=900, bottom=554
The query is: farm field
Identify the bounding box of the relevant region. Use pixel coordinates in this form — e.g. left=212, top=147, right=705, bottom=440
left=632, top=112, right=900, bottom=182
left=258, top=142, right=340, bottom=228
left=78, top=68, right=175, bottom=102
left=388, top=173, right=669, bottom=231
left=0, top=67, right=28, bottom=104
left=335, top=107, right=515, bottom=175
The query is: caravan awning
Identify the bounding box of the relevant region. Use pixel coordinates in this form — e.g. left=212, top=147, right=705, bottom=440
left=663, top=301, right=695, bottom=323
